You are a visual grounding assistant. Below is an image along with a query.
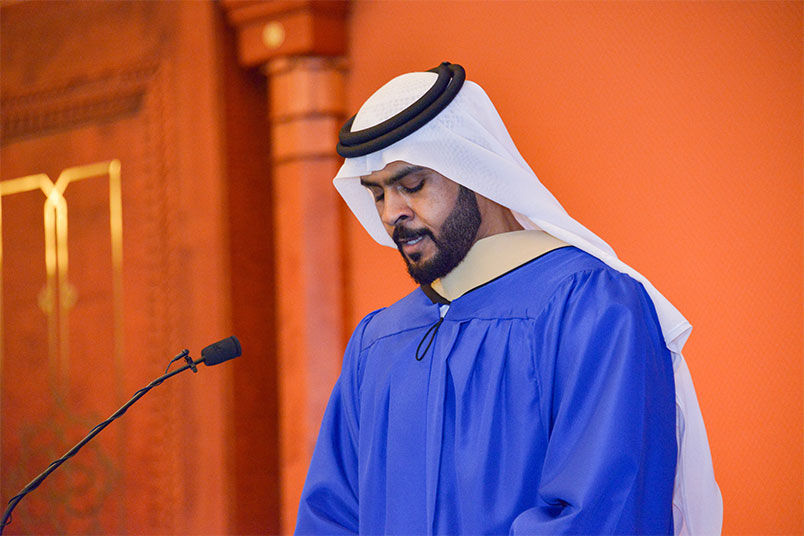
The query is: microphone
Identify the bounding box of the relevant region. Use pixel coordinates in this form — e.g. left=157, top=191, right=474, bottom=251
left=0, top=336, right=241, bottom=534
left=201, top=335, right=241, bottom=366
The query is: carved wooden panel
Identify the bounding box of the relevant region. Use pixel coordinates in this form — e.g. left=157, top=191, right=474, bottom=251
left=0, top=2, right=250, bottom=533
left=1, top=58, right=183, bottom=535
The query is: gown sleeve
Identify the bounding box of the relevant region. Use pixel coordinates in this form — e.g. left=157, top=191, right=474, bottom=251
left=294, top=312, right=377, bottom=535
left=511, top=269, right=677, bottom=535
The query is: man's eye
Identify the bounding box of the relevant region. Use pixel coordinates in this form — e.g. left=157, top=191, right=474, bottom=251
left=400, top=180, right=424, bottom=194
left=373, top=192, right=384, bottom=202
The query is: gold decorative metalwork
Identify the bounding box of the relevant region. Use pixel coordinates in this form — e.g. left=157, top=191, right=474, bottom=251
left=0, top=160, right=124, bottom=395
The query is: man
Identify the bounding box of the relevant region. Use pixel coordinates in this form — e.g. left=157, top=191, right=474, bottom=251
left=295, top=63, right=721, bottom=535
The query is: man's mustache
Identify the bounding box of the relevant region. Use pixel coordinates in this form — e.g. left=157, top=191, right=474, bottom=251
left=393, top=226, right=436, bottom=246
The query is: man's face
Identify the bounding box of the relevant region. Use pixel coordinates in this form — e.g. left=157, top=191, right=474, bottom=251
left=360, top=161, right=482, bottom=285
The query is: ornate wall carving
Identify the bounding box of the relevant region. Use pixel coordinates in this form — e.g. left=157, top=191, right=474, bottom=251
left=1, top=2, right=237, bottom=532
left=0, top=65, right=157, bottom=146
left=0, top=58, right=194, bottom=534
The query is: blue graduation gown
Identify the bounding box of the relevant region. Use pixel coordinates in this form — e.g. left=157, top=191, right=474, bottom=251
left=295, top=247, right=676, bottom=535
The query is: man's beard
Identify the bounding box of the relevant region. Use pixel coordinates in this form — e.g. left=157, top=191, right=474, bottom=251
left=393, top=185, right=482, bottom=285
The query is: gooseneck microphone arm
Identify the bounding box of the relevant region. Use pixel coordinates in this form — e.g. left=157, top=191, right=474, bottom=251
left=0, top=336, right=241, bottom=534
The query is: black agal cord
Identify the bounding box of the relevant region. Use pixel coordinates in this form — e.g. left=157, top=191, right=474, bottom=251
left=336, top=62, right=465, bottom=158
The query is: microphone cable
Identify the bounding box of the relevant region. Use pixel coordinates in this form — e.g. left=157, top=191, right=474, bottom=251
left=0, top=336, right=240, bottom=534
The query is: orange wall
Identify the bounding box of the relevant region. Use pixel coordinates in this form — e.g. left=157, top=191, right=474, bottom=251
left=342, top=2, right=803, bottom=534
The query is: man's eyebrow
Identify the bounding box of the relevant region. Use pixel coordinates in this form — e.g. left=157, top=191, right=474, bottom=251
left=359, top=166, right=425, bottom=188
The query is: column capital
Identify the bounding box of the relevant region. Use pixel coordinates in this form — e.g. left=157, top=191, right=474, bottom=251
left=221, top=0, right=349, bottom=67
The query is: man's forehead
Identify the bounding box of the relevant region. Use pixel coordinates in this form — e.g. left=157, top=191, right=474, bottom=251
left=361, top=160, right=416, bottom=179
left=360, top=161, right=429, bottom=186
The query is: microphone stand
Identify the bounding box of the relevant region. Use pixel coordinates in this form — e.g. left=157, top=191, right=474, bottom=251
left=0, top=349, right=204, bottom=534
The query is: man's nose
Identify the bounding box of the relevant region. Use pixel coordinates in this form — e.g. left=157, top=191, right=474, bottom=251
left=381, top=191, right=414, bottom=227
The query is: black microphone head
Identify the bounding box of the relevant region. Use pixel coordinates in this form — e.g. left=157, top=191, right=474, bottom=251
left=201, top=336, right=241, bottom=366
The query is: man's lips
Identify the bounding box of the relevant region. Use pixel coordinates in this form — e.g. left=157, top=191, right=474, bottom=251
left=398, top=234, right=429, bottom=257
left=399, top=235, right=425, bottom=246
left=393, top=227, right=434, bottom=258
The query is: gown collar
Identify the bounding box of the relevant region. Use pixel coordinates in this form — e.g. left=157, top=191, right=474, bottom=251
left=425, top=230, right=568, bottom=302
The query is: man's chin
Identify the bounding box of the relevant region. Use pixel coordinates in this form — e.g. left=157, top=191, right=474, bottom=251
left=403, top=253, right=427, bottom=271
left=403, top=254, right=446, bottom=286
left=404, top=249, right=432, bottom=265
left=406, top=266, right=436, bottom=286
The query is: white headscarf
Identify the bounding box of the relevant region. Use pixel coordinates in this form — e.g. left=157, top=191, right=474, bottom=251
left=334, top=70, right=722, bottom=535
